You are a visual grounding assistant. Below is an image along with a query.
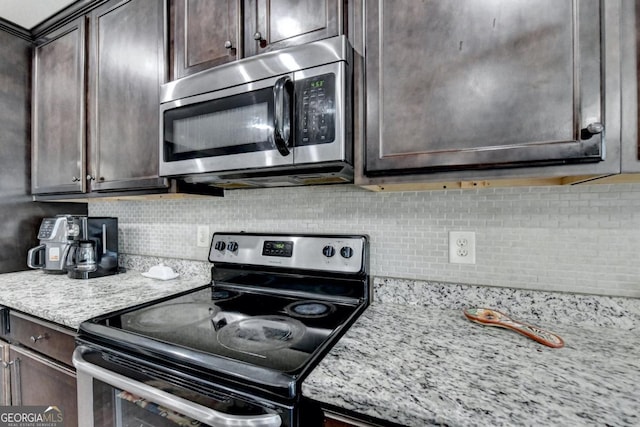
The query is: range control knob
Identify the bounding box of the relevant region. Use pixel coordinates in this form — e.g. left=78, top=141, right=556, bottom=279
left=340, top=246, right=354, bottom=259
left=322, top=245, right=336, bottom=258
left=227, top=241, right=238, bottom=252
left=214, top=241, right=226, bottom=251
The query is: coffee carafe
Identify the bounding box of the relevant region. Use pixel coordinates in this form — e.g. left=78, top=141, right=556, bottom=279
left=65, top=217, right=119, bottom=279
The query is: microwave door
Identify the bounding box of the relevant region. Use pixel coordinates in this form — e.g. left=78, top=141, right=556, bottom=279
left=160, top=75, right=294, bottom=178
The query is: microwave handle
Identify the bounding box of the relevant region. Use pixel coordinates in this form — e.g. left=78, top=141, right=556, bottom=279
left=73, top=346, right=282, bottom=427
left=273, top=76, right=293, bottom=156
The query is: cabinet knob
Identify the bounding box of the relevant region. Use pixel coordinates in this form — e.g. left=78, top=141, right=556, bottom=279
left=72, top=176, right=80, bottom=182
left=87, top=174, right=96, bottom=181
left=30, top=333, right=48, bottom=343
left=585, top=122, right=604, bottom=134
left=224, top=40, right=233, bottom=49
left=253, top=32, right=263, bottom=41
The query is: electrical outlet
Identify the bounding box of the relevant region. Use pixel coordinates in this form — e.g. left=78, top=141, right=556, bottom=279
left=449, top=231, right=476, bottom=264
left=196, top=225, right=210, bottom=248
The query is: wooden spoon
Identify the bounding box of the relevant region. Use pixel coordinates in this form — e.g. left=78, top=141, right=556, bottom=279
left=463, top=308, right=564, bottom=348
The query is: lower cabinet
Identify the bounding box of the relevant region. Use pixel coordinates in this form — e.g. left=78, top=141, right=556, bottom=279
left=0, top=340, right=10, bottom=405
left=8, top=346, right=78, bottom=426
left=4, top=312, right=78, bottom=427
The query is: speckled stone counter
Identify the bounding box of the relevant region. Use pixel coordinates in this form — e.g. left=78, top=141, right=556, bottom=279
left=303, top=278, right=640, bottom=426
left=0, top=269, right=208, bottom=329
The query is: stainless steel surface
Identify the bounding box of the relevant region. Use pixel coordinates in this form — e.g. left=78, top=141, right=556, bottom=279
left=209, top=233, right=366, bottom=274
left=27, top=216, right=79, bottom=273
left=364, top=0, right=603, bottom=175
left=10, top=357, right=21, bottom=406
left=586, top=122, right=605, bottom=134
left=162, top=35, right=350, bottom=103
left=29, top=334, right=48, bottom=343
left=73, top=346, right=283, bottom=427
left=273, top=76, right=293, bottom=156
left=160, top=35, right=353, bottom=187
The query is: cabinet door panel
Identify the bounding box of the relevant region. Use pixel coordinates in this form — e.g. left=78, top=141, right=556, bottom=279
left=32, top=19, right=86, bottom=195
left=173, top=0, right=240, bottom=79
left=9, top=346, right=77, bottom=427
left=247, top=0, right=341, bottom=56
left=365, top=0, right=603, bottom=175
left=89, top=0, right=167, bottom=191
left=0, top=341, right=9, bottom=405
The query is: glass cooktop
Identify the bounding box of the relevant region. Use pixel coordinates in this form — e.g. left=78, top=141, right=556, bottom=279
left=94, top=283, right=361, bottom=374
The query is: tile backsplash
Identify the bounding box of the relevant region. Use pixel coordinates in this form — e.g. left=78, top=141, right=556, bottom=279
left=89, top=183, right=640, bottom=298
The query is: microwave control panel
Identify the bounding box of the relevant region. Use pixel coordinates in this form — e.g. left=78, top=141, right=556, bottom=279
left=297, top=73, right=336, bottom=146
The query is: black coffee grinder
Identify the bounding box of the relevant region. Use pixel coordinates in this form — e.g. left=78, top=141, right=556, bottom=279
left=66, top=217, right=119, bottom=279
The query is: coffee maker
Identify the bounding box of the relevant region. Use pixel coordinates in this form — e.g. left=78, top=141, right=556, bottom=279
left=65, top=216, right=119, bottom=279
left=27, top=215, right=119, bottom=279
left=27, top=215, right=80, bottom=273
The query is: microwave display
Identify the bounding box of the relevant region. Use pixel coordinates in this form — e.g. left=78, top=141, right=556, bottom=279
left=297, top=73, right=336, bottom=146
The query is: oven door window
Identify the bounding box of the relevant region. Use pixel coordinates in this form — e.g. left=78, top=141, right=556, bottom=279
left=93, top=379, right=206, bottom=427
left=163, top=87, right=274, bottom=162
left=75, top=348, right=286, bottom=427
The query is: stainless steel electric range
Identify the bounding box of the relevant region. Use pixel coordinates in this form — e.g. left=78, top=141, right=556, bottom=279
left=73, top=232, right=369, bottom=427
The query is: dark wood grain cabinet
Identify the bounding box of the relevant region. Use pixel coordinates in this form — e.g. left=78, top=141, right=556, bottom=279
left=244, top=0, right=342, bottom=57
left=32, top=18, right=86, bottom=195
left=170, top=0, right=342, bottom=80
left=172, top=0, right=241, bottom=79
left=356, top=0, right=626, bottom=189
left=4, top=312, right=78, bottom=427
left=363, top=0, right=605, bottom=176
left=87, top=0, right=167, bottom=192
left=0, top=340, right=10, bottom=405
left=32, top=0, right=168, bottom=196
left=8, top=346, right=77, bottom=427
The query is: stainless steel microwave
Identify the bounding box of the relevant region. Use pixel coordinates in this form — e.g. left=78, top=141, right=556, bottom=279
left=159, top=36, right=353, bottom=188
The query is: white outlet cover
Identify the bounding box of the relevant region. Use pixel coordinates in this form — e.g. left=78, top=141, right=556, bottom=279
left=196, top=225, right=210, bottom=248
left=449, top=231, right=476, bottom=264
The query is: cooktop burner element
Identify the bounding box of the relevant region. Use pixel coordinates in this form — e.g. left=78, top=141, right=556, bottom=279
left=124, top=302, right=218, bottom=332
left=217, top=315, right=306, bottom=355
left=285, top=300, right=336, bottom=318
left=210, top=289, right=239, bottom=302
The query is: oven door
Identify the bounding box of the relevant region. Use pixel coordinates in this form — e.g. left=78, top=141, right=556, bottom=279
left=73, top=345, right=286, bottom=427
left=160, top=74, right=294, bottom=177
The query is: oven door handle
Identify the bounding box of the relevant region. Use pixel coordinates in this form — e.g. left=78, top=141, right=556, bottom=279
left=73, top=346, right=282, bottom=427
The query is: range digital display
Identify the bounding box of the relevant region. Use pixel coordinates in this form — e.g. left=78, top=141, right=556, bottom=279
left=262, top=240, right=293, bottom=257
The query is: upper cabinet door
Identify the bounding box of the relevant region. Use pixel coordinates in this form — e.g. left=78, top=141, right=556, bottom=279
left=245, top=0, right=342, bottom=57
left=172, top=0, right=241, bottom=80
left=88, top=0, right=167, bottom=192
left=32, top=18, right=86, bottom=195
left=365, top=0, right=604, bottom=176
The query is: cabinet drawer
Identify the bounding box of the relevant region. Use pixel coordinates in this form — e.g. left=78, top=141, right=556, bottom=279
left=9, top=312, right=76, bottom=366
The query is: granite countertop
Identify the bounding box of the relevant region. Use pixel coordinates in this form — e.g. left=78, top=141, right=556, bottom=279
left=0, top=270, right=208, bottom=329
left=303, top=279, right=640, bottom=427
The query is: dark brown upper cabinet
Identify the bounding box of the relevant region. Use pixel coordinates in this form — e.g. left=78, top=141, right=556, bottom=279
left=170, top=0, right=342, bottom=80
left=364, top=0, right=607, bottom=177
left=172, top=0, right=241, bottom=80
left=32, top=18, right=87, bottom=195
left=32, top=0, right=168, bottom=196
